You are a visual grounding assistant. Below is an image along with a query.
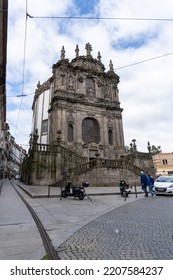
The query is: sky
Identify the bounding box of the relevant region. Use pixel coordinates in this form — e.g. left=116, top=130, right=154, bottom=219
left=6, top=0, right=173, bottom=153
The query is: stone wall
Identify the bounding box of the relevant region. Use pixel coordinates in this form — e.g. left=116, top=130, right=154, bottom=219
left=78, top=167, right=140, bottom=187
left=21, top=136, right=154, bottom=187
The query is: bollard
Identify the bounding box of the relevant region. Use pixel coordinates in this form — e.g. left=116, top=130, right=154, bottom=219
left=134, top=185, right=137, bottom=198
left=60, top=186, right=62, bottom=200
left=124, top=189, right=127, bottom=202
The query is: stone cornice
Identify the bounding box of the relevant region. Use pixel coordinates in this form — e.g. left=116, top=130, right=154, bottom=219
left=52, top=56, right=120, bottom=81
left=48, top=94, right=123, bottom=113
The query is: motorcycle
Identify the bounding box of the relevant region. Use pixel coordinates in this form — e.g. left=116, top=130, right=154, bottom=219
left=119, top=180, right=132, bottom=197
left=61, top=181, right=90, bottom=200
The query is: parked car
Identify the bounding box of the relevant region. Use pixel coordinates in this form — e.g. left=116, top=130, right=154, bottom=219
left=153, top=176, right=173, bottom=195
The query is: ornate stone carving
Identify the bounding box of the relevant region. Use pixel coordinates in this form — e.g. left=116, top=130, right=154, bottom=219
left=109, top=60, right=114, bottom=71
left=97, top=78, right=103, bottom=87
left=107, top=121, right=113, bottom=130
left=86, top=77, right=95, bottom=97
left=103, top=84, right=111, bottom=99
left=75, top=44, right=79, bottom=57
left=60, top=73, right=66, bottom=86
left=78, top=76, right=84, bottom=83
left=67, top=113, right=75, bottom=125
left=97, top=51, right=101, bottom=62
left=85, top=42, right=92, bottom=57
left=37, top=81, right=41, bottom=88
left=112, top=84, right=118, bottom=97
left=68, top=75, right=74, bottom=89
left=61, top=46, right=65, bottom=60
left=87, top=112, right=95, bottom=117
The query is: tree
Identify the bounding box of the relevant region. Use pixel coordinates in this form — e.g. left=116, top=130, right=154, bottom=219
left=150, top=145, right=162, bottom=154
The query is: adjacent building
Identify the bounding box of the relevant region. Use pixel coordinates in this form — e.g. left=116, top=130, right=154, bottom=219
left=2, top=132, right=26, bottom=178
left=152, top=153, right=173, bottom=176
left=8, top=134, right=26, bottom=178
left=0, top=0, right=26, bottom=179
left=0, top=0, right=8, bottom=178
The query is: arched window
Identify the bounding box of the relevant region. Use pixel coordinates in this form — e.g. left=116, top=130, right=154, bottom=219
left=82, top=118, right=100, bottom=143
left=67, top=124, right=73, bottom=142
left=108, top=129, right=113, bottom=146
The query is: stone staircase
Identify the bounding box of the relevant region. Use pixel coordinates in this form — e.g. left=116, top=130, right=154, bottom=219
left=71, top=157, right=143, bottom=177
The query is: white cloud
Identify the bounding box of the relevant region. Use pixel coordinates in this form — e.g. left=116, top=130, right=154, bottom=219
left=6, top=0, right=173, bottom=153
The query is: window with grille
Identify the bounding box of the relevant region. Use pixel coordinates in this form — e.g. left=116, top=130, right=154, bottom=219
left=82, top=118, right=100, bottom=143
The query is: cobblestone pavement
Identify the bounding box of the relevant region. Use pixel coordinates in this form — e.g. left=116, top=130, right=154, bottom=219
left=57, top=196, right=173, bottom=260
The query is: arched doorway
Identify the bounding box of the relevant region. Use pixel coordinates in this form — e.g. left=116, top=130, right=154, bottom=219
left=82, top=118, right=100, bottom=160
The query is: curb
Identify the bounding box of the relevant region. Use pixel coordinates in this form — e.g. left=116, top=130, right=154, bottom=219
left=17, top=183, right=143, bottom=199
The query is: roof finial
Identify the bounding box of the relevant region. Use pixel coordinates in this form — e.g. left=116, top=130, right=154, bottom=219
left=75, top=44, right=79, bottom=57
left=97, top=51, right=101, bottom=62
left=37, top=81, right=41, bottom=88
left=85, top=42, right=92, bottom=58
left=109, top=60, right=114, bottom=71
left=61, top=46, right=65, bottom=60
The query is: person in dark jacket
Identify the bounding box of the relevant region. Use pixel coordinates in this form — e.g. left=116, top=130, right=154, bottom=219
left=140, top=171, right=148, bottom=197
left=148, top=175, right=155, bottom=197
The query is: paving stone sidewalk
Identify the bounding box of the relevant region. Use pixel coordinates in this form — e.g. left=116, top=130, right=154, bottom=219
left=0, top=179, right=145, bottom=260
left=57, top=196, right=173, bottom=260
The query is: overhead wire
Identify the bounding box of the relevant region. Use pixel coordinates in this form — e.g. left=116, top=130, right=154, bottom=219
left=27, top=14, right=173, bottom=21
left=24, top=11, right=173, bottom=70
left=14, top=0, right=28, bottom=138
left=7, top=92, right=34, bottom=98
left=115, top=52, right=173, bottom=70
left=7, top=118, right=30, bottom=138
left=25, top=12, right=173, bottom=70
left=9, top=9, right=173, bottom=143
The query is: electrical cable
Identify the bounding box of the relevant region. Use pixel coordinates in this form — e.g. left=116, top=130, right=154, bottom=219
left=7, top=92, right=34, bottom=98
left=7, top=118, right=30, bottom=138
left=14, top=0, right=28, bottom=137
left=25, top=11, right=173, bottom=71
left=115, top=52, right=173, bottom=70
left=27, top=13, right=173, bottom=21
left=8, top=7, right=173, bottom=145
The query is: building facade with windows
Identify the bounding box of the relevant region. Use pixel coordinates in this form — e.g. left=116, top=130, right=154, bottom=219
left=0, top=0, right=9, bottom=178
left=22, top=43, right=155, bottom=186
left=31, top=43, right=125, bottom=160
left=8, top=134, right=26, bottom=178
left=152, top=153, right=173, bottom=176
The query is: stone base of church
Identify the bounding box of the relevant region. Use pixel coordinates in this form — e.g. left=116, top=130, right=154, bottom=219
left=78, top=167, right=140, bottom=187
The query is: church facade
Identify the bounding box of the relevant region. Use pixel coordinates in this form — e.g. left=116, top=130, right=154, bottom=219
left=31, top=43, right=125, bottom=161
left=22, top=43, right=155, bottom=186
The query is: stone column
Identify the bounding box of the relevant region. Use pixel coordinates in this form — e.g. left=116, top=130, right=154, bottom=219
left=55, top=131, right=63, bottom=182
left=118, top=116, right=125, bottom=148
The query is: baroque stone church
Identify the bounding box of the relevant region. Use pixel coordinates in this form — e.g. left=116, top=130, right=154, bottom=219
left=23, top=43, right=153, bottom=186
left=32, top=43, right=125, bottom=160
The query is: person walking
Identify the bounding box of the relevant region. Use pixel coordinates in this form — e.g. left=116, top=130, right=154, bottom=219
left=140, top=171, right=148, bottom=197
left=148, top=174, right=155, bottom=197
